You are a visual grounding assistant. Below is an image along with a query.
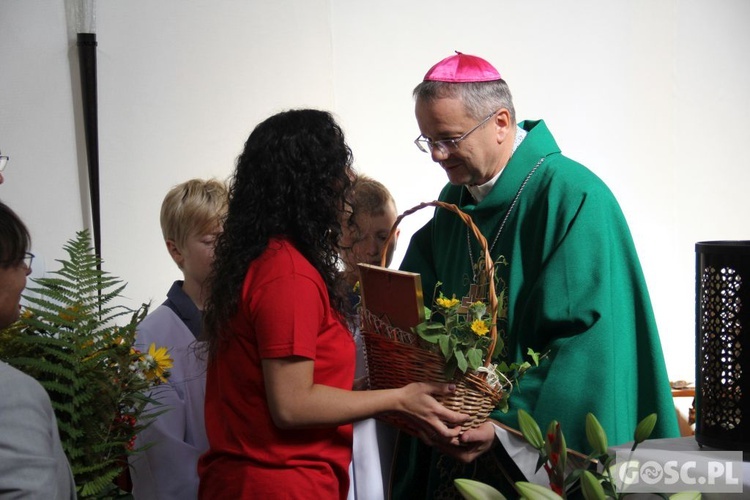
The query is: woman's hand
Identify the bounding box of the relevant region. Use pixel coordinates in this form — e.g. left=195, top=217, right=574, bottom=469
left=264, top=358, right=469, bottom=429
left=396, top=382, right=470, bottom=441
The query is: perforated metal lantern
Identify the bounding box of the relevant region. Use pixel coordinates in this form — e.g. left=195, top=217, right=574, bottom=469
left=695, top=240, right=750, bottom=450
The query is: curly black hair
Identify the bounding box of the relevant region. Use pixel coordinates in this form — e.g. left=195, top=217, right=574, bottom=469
left=202, top=109, right=354, bottom=359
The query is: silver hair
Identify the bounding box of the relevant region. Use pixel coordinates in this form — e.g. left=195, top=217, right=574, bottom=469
left=412, top=80, right=516, bottom=124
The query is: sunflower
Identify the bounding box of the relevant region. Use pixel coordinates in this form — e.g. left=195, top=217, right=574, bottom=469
left=470, top=319, right=489, bottom=337
left=144, top=343, right=173, bottom=383
left=436, top=296, right=460, bottom=308
left=436, top=294, right=461, bottom=311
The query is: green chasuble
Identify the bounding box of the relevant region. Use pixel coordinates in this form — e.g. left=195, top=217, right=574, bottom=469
left=392, top=120, right=679, bottom=499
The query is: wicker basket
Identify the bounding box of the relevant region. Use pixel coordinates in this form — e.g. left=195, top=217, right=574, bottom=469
left=360, top=201, right=503, bottom=435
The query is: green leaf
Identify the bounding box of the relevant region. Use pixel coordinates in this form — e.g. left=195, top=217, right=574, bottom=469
left=634, top=413, right=658, bottom=445
left=455, top=349, right=468, bottom=373
left=454, top=478, right=507, bottom=500
left=563, top=467, right=585, bottom=487
left=445, top=314, right=458, bottom=333
left=514, top=482, right=564, bottom=499
left=516, top=361, right=532, bottom=375
left=526, top=347, right=540, bottom=365
left=668, top=492, right=702, bottom=500
left=517, top=409, right=545, bottom=451
left=580, top=470, right=606, bottom=500
left=415, top=322, right=445, bottom=343
left=439, top=335, right=453, bottom=359
left=492, top=336, right=505, bottom=359
left=467, top=347, right=483, bottom=370
left=601, top=478, right=617, bottom=498
left=585, top=413, right=608, bottom=456
left=535, top=455, right=547, bottom=473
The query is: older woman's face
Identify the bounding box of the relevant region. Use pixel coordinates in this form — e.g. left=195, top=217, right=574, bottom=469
left=0, top=262, right=30, bottom=328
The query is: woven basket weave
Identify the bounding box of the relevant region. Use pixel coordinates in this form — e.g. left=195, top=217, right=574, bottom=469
left=361, top=201, right=503, bottom=435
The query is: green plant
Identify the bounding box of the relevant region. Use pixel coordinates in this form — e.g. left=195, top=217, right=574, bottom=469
left=514, top=410, right=700, bottom=500
left=453, top=412, right=702, bottom=500
left=415, top=290, right=497, bottom=375
left=415, top=283, right=545, bottom=412
left=0, top=230, right=172, bottom=498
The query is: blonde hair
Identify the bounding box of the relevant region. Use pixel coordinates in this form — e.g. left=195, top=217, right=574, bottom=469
left=349, top=175, right=397, bottom=218
left=160, top=178, right=228, bottom=248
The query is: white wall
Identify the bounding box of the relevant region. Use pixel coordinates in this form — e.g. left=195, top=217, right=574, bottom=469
left=2, top=0, right=749, bottom=383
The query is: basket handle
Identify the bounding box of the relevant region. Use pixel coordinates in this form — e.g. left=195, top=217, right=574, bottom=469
left=379, top=201, right=498, bottom=365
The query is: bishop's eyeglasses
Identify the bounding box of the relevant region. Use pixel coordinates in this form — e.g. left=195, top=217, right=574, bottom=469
left=414, top=109, right=499, bottom=155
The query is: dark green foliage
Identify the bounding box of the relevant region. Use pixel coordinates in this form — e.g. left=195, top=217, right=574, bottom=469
left=0, top=230, right=154, bottom=499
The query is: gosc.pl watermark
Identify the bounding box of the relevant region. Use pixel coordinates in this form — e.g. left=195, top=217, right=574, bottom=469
left=614, top=449, right=743, bottom=493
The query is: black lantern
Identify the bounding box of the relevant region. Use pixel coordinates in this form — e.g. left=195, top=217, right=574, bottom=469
left=695, top=240, right=750, bottom=450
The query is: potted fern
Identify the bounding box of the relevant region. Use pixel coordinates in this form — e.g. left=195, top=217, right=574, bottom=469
left=0, top=230, right=172, bottom=498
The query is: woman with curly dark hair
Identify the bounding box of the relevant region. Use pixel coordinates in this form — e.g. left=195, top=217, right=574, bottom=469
left=197, top=109, right=467, bottom=499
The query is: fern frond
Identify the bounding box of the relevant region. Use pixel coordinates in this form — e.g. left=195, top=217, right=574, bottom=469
left=77, top=467, right=123, bottom=497
left=0, top=229, right=160, bottom=498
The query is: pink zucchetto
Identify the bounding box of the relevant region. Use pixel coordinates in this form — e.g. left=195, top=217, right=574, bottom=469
left=423, top=51, right=502, bottom=83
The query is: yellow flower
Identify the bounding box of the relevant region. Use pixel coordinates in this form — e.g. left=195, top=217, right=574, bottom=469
left=145, top=343, right=173, bottom=383
left=436, top=295, right=460, bottom=309
left=471, top=319, right=489, bottom=337
left=59, top=304, right=81, bottom=322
